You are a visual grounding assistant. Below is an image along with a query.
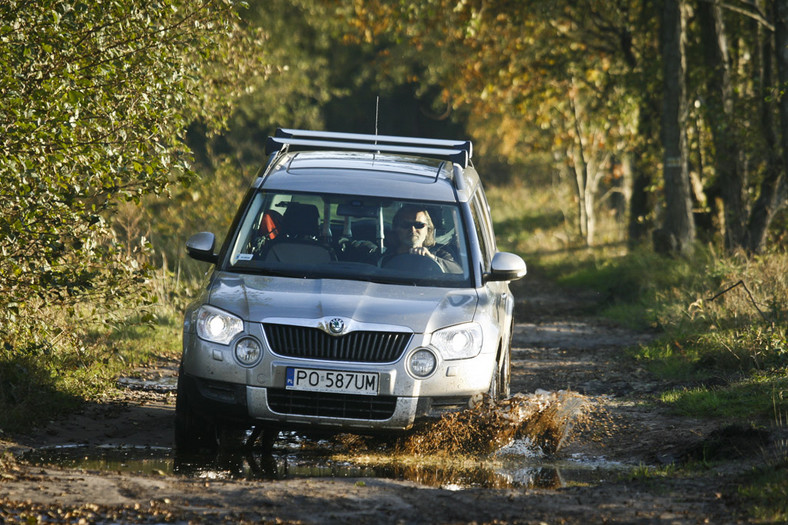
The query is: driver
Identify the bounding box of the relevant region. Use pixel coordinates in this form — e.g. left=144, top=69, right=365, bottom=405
left=382, top=205, right=461, bottom=273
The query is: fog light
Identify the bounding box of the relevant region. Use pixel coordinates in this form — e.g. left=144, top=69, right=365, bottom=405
left=408, top=349, right=437, bottom=378
left=235, top=337, right=262, bottom=366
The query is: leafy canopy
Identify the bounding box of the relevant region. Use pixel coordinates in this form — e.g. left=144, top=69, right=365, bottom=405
left=0, top=0, right=267, bottom=346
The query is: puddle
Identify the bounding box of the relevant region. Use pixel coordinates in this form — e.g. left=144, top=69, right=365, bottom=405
left=21, top=422, right=628, bottom=490
left=21, top=440, right=627, bottom=489
left=116, top=375, right=177, bottom=392
left=22, top=444, right=173, bottom=476
left=21, top=388, right=628, bottom=489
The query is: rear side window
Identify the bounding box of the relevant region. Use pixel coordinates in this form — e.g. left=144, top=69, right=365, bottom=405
left=471, top=190, right=494, bottom=270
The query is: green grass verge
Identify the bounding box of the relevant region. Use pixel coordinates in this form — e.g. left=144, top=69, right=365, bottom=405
left=737, top=455, right=788, bottom=523
left=544, top=243, right=787, bottom=424
left=659, top=375, right=788, bottom=420
left=0, top=307, right=181, bottom=434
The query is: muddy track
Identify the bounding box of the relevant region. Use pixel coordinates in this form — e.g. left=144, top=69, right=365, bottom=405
left=0, top=275, right=743, bottom=524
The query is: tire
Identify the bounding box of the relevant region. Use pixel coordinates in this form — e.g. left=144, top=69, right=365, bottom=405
left=217, top=424, right=247, bottom=451
left=174, top=372, right=218, bottom=454
left=247, top=425, right=279, bottom=453
left=500, top=347, right=511, bottom=399
left=488, top=346, right=511, bottom=402
left=487, top=364, right=499, bottom=402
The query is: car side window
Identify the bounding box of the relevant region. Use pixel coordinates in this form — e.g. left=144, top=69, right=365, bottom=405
left=471, top=191, right=493, bottom=270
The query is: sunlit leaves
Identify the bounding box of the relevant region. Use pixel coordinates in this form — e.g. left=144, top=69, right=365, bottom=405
left=0, top=0, right=268, bottom=351
left=337, top=0, right=648, bottom=243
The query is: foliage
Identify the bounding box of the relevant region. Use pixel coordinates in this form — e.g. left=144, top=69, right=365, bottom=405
left=142, top=0, right=351, bottom=279
left=336, top=1, right=649, bottom=245
left=0, top=0, right=268, bottom=355
left=323, top=0, right=788, bottom=251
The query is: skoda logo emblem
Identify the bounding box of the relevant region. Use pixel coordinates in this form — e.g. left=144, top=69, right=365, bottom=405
left=328, top=318, right=345, bottom=335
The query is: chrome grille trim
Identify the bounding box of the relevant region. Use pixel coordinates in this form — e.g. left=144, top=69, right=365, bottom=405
left=263, top=323, right=411, bottom=363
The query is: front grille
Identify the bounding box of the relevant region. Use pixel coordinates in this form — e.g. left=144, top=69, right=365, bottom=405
left=263, top=324, right=411, bottom=363
left=266, top=389, right=397, bottom=420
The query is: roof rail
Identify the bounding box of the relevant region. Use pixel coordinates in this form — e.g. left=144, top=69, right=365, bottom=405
left=265, top=128, right=473, bottom=168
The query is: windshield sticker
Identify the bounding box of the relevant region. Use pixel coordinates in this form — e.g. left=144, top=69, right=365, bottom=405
left=237, top=253, right=254, bottom=261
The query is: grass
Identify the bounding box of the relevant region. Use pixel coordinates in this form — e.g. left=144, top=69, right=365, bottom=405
left=738, top=464, right=788, bottom=523
left=660, top=377, right=788, bottom=420
left=625, top=250, right=787, bottom=425
left=735, top=402, right=788, bottom=523
left=0, top=303, right=182, bottom=434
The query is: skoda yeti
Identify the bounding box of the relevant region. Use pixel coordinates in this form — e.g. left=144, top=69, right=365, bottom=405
left=176, top=128, right=526, bottom=451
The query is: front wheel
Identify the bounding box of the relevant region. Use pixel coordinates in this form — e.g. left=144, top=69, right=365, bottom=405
left=488, top=348, right=511, bottom=402
left=174, top=372, right=218, bottom=454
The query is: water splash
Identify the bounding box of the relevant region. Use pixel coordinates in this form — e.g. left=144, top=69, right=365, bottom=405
left=400, top=390, right=591, bottom=456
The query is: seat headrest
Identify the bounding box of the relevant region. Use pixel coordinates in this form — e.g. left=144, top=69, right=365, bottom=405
left=283, top=203, right=320, bottom=238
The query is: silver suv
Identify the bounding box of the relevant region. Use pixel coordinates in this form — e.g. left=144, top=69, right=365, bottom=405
left=176, top=129, right=526, bottom=452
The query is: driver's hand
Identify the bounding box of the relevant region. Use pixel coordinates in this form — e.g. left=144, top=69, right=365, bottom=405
left=410, top=247, right=436, bottom=260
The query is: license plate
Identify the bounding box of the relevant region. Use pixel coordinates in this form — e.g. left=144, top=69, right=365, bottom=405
left=285, top=367, right=379, bottom=396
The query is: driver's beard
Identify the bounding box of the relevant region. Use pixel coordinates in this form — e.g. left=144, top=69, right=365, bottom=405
left=402, top=234, right=421, bottom=248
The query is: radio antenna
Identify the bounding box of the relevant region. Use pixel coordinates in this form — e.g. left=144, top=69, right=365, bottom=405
left=374, top=95, right=380, bottom=144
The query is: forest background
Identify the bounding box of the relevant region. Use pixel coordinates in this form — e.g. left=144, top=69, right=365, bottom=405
left=1, top=2, right=786, bottom=511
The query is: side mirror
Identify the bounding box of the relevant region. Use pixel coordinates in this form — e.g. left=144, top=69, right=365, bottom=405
left=486, top=252, right=527, bottom=282
left=186, top=232, right=218, bottom=264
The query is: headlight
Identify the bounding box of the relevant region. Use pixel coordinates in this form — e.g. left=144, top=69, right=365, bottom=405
left=235, top=337, right=263, bottom=366
left=430, top=322, right=483, bottom=360
left=196, top=305, right=243, bottom=345
left=408, top=349, right=437, bottom=378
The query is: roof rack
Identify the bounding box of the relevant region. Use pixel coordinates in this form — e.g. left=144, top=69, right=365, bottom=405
left=265, top=128, right=473, bottom=168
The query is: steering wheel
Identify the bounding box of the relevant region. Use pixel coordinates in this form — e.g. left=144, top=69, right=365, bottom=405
left=382, top=253, right=444, bottom=274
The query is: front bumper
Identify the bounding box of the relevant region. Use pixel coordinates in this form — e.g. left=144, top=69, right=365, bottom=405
left=181, top=322, right=496, bottom=431
left=181, top=369, right=482, bottom=432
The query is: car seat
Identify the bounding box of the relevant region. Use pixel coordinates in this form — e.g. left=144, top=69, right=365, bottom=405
left=262, top=203, right=336, bottom=263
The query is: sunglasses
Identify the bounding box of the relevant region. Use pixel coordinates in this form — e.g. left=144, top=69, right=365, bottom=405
left=397, top=221, right=427, bottom=230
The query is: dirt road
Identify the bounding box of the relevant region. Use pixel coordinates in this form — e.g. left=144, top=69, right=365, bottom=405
left=1, top=276, right=744, bottom=523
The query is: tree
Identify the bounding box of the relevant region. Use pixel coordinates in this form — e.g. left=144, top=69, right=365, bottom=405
left=656, top=0, right=695, bottom=254
left=749, top=0, right=788, bottom=252
left=333, top=0, right=788, bottom=253
left=690, top=0, right=787, bottom=253
left=697, top=0, right=743, bottom=250
left=0, top=0, right=267, bottom=349
left=337, top=0, right=648, bottom=246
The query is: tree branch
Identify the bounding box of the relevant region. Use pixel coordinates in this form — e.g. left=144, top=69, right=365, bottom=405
left=707, top=280, right=773, bottom=325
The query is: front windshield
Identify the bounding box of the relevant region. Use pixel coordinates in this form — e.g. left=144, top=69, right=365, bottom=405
left=225, top=191, right=471, bottom=287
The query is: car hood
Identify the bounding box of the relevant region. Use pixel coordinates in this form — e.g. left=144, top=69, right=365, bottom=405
left=207, top=272, right=478, bottom=333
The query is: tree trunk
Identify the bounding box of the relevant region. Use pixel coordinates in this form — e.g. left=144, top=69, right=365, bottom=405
left=626, top=0, right=659, bottom=247
left=656, top=0, right=695, bottom=254
left=748, top=0, right=788, bottom=252
left=569, top=88, right=594, bottom=246
left=698, top=0, right=747, bottom=250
